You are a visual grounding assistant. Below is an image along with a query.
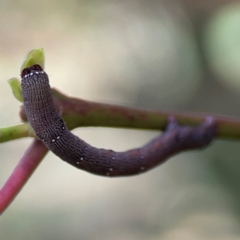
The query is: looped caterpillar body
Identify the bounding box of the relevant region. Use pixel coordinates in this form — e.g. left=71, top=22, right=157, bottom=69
left=21, top=65, right=216, bottom=177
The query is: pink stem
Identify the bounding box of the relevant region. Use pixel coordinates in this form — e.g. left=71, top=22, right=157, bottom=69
left=0, top=139, right=48, bottom=214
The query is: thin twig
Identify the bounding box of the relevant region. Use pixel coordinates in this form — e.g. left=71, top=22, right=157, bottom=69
left=0, top=139, right=48, bottom=214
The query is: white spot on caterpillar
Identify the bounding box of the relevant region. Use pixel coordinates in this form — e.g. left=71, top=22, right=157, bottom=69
left=30, top=73, right=33, bottom=76
left=80, top=157, right=84, bottom=160
left=35, top=71, right=39, bottom=74
left=109, top=168, right=113, bottom=171
left=112, top=156, right=115, bottom=160
left=57, top=136, right=60, bottom=139
left=51, top=139, right=55, bottom=142
left=76, top=161, right=80, bottom=164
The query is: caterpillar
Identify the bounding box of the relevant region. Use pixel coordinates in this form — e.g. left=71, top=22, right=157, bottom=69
left=21, top=65, right=216, bottom=177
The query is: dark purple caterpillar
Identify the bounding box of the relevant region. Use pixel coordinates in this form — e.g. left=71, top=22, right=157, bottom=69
left=21, top=65, right=216, bottom=177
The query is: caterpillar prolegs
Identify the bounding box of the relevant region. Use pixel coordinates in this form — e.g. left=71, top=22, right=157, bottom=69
left=21, top=65, right=216, bottom=177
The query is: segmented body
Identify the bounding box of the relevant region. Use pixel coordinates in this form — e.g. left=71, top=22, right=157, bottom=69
left=21, top=65, right=216, bottom=177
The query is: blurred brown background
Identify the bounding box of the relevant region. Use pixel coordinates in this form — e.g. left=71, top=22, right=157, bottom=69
left=0, top=0, right=240, bottom=239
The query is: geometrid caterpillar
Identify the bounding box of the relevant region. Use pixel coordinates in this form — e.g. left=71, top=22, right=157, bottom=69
left=21, top=65, right=216, bottom=177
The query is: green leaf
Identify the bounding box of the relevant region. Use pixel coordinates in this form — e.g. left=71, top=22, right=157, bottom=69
left=20, top=48, right=45, bottom=72
left=8, top=77, right=23, bottom=103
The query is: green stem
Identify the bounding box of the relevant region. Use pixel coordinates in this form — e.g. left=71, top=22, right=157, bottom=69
left=51, top=89, right=240, bottom=140
left=0, top=124, right=34, bottom=143
left=2, top=88, right=240, bottom=144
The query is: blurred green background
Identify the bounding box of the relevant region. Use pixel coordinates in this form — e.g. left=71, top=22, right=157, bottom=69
left=1, top=0, right=240, bottom=239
